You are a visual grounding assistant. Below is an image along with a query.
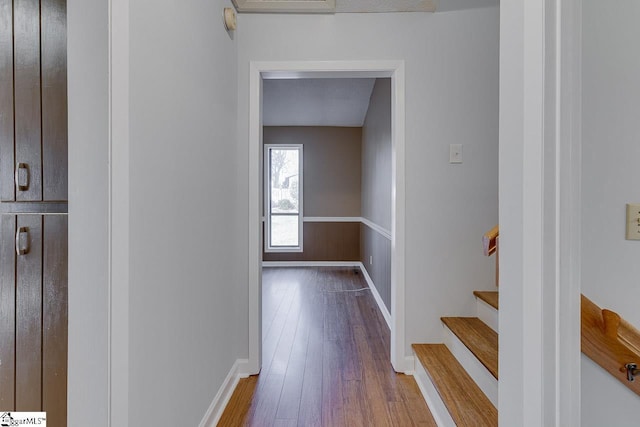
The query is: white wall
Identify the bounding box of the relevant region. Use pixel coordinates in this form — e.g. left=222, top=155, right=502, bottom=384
left=581, top=1, right=640, bottom=424
left=127, top=1, right=242, bottom=425
left=237, top=9, right=499, bottom=350
left=67, top=0, right=110, bottom=425
left=69, top=0, right=244, bottom=425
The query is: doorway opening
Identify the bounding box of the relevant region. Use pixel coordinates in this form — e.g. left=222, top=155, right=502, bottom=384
left=247, top=61, right=407, bottom=374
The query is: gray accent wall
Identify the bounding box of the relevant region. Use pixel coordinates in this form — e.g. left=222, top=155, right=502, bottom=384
left=360, top=78, right=392, bottom=312
left=361, top=224, right=391, bottom=312
left=361, top=79, right=392, bottom=230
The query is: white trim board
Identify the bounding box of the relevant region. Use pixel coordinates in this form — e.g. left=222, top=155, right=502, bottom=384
left=199, top=359, right=250, bottom=427
left=499, top=0, right=582, bottom=424
left=360, top=217, right=392, bottom=241
left=248, top=60, right=408, bottom=374
left=109, top=0, right=130, bottom=424
left=357, top=262, right=391, bottom=329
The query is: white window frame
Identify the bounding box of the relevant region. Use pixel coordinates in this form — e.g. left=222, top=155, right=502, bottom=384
left=264, top=144, right=303, bottom=253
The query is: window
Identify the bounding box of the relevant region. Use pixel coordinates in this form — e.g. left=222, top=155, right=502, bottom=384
left=265, top=144, right=303, bottom=252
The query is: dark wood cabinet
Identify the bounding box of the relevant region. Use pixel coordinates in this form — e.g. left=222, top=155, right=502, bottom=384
left=0, top=216, right=67, bottom=425
left=0, top=0, right=67, bottom=203
left=0, top=1, right=68, bottom=425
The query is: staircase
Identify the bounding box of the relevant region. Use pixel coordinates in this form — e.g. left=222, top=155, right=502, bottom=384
left=412, top=291, right=499, bottom=426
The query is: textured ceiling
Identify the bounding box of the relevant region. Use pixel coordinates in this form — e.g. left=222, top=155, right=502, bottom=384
left=263, top=78, right=377, bottom=127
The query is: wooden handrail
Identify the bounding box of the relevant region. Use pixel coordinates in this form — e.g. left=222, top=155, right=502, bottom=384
left=581, top=294, right=640, bottom=396
left=482, top=225, right=499, bottom=256
left=482, top=225, right=499, bottom=287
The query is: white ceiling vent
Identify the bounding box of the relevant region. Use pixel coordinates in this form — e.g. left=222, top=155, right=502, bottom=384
left=232, top=0, right=336, bottom=13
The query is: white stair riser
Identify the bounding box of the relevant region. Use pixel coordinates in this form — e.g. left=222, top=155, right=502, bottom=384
left=442, top=324, right=498, bottom=407
left=476, top=298, right=498, bottom=333
left=411, top=353, right=457, bottom=427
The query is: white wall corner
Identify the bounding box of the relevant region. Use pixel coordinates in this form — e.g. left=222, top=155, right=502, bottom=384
left=199, top=359, right=249, bottom=427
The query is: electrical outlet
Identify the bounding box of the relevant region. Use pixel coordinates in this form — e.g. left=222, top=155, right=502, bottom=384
left=626, top=204, right=640, bottom=240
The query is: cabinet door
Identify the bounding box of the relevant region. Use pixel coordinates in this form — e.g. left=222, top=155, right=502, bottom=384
left=0, top=215, right=67, bottom=425
left=13, top=0, right=43, bottom=202
left=1, top=0, right=67, bottom=202
left=0, top=0, right=15, bottom=201
left=41, top=0, right=68, bottom=201
left=42, top=215, right=67, bottom=427
left=15, top=215, right=43, bottom=410
left=0, top=215, right=16, bottom=408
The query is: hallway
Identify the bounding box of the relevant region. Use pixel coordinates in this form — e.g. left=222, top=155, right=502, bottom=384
left=218, top=267, right=436, bottom=426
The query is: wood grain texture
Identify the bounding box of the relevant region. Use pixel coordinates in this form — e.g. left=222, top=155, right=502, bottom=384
left=15, top=215, right=43, bottom=410
left=218, top=267, right=436, bottom=426
left=263, top=222, right=360, bottom=262
left=41, top=0, right=68, bottom=201
left=413, top=344, right=498, bottom=426
left=0, top=0, right=15, bottom=201
left=14, top=0, right=43, bottom=201
left=0, top=215, right=17, bottom=409
left=473, top=291, right=499, bottom=310
left=441, top=317, right=499, bottom=379
left=482, top=225, right=498, bottom=256
left=42, top=215, right=68, bottom=426
left=581, top=294, right=640, bottom=397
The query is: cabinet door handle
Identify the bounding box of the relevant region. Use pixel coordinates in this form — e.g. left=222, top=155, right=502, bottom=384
left=15, top=162, right=29, bottom=191
left=15, top=227, right=29, bottom=256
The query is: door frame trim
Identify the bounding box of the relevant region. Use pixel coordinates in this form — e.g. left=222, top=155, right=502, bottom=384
left=247, top=60, right=407, bottom=373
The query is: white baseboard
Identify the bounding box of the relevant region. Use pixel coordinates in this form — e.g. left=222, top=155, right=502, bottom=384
left=199, top=358, right=250, bottom=427
left=357, top=262, right=391, bottom=330
left=442, top=324, right=498, bottom=407
left=402, top=355, right=416, bottom=375
left=411, top=352, right=456, bottom=427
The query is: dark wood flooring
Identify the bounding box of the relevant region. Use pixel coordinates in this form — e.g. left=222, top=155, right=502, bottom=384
left=218, top=267, right=436, bottom=426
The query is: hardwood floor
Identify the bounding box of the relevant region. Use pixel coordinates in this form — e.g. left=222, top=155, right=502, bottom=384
left=218, top=267, right=436, bottom=427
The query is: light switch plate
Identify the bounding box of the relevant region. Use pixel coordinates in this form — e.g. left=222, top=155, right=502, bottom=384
left=450, top=144, right=463, bottom=164
left=626, top=204, right=640, bottom=240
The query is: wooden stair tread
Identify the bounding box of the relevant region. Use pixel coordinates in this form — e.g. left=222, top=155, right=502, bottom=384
left=412, top=344, right=498, bottom=426
left=473, top=291, right=499, bottom=310
left=441, top=317, right=499, bottom=379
